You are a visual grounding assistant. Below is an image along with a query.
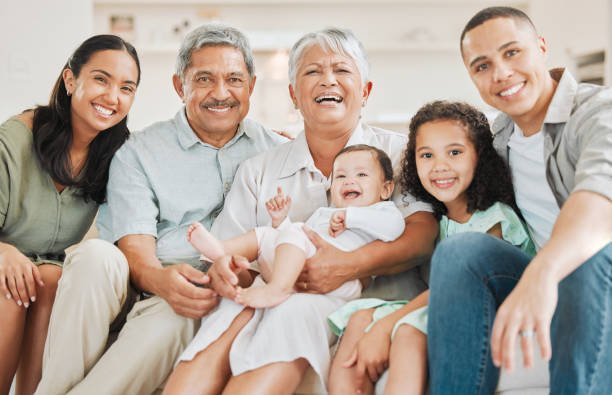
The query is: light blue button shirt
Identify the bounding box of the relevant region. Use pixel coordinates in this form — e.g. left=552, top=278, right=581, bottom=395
left=97, top=109, right=287, bottom=261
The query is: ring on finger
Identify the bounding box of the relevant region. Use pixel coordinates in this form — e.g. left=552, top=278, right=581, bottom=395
left=519, top=330, right=535, bottom=338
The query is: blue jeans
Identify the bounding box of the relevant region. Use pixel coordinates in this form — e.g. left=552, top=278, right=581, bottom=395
left=427, top=232, right=612, bottom=395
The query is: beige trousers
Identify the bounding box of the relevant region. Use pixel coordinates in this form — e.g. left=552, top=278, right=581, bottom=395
left=35, top=239, right=198, bottom=395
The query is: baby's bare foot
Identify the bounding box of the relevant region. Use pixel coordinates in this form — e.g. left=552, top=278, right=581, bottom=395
left=235, top=284, right=291, bottom=308
left=187, top=221, right=225, bottom=261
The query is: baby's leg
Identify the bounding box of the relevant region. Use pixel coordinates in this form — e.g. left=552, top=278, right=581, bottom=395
left=328, top=308, right=376, bottom=395
left=384, top=324, right=427, bottom=395
left=188, top=222, right=258, bottom=262
left=235, top=243, right=306, bottom=308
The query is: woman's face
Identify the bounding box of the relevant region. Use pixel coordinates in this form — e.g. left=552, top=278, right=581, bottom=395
left=64, top=49, right=139, bottom=139
left=289, top=45, right=371, bottom=135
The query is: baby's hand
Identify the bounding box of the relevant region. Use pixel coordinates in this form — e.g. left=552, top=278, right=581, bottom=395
left=329, top=210, right=346, bottom=237
left=266, top=187, right=291, bottom=228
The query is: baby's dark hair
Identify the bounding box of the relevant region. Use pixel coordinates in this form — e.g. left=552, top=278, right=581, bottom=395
left=400, top=101, right=517, bottom=220
left=334, top=144, right=394, bottom=182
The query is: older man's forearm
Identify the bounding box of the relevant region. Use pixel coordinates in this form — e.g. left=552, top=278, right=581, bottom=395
left=118, top=234, right=163, bottom=293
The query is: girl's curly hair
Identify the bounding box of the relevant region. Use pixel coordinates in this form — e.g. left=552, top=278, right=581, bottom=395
left=400, top=101, right=518, bottom=220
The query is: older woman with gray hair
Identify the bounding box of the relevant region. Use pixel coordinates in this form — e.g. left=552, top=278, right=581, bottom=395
left=163, top=27, right=437, bottom=394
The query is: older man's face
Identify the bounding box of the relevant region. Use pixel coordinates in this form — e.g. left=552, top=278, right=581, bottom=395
left=174, top=45, right=255, bottom=145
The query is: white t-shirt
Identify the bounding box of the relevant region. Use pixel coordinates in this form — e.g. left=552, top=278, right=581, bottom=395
left=508, top=125, right=560, bottom=250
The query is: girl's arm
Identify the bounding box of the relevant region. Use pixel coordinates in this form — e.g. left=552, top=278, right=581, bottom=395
left=344, top=291, right=429, bottom=382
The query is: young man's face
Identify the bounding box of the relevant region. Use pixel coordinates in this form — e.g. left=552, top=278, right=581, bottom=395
left=461, top=17, right=551, bottom=125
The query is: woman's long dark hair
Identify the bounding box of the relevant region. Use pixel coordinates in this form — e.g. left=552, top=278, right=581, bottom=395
left=32, top=34, right=140, bottom=204
left=401, top=101, right=518, bottom=220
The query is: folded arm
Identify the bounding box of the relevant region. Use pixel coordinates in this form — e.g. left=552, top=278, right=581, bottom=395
left=491, top=190, right=612, bottom=372
left=301, top=210, right=438, bottom=293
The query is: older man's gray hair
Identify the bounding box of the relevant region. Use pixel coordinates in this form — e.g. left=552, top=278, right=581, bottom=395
left=175, top=23, right=255, bottom=81
left=288, top=27, right=370, bottom=86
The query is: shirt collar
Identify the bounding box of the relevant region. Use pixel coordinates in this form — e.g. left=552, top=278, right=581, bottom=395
left=278, top=121, right=369, bottom=179
left=543, top=68, right=576, bottom=124
left=175, top=107, right=250, bottom=150
left=492, top=68, right=577, bottom=135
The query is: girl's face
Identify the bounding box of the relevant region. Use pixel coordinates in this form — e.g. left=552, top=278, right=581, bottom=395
left=330, top=150, right=393, bottom=209
left=415, top=120, right=478, bottom=215
left=63, top=49, right=139, bottom=140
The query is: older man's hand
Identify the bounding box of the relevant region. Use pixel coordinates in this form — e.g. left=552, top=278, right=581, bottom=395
left=298, top=226, right=353, bottom=293
left=208, top=254, right=251, bottom=300
left=154, top=264, right=219, bottom=319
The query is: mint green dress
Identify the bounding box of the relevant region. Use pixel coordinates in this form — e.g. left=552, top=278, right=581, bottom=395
left=0, top=118, right=98, bottom=266
left=328, top=202, right=536, bottom=337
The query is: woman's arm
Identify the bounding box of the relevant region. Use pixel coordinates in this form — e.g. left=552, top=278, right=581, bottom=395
left=0, top=242, right=43, bottom=308
left=300, top=210, right=438, bottom=293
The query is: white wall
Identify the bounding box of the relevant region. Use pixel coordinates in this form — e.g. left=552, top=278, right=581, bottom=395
left=0, top=1, right=93, bottom=122
left=529, top=0, right=609, bottom=76
left=2, top=0, right=610, bottom=131
left=93, top=1, right=526, bottom=133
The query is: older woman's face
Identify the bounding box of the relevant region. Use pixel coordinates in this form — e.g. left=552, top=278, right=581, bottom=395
left=289, top=45, right=371, bottom=132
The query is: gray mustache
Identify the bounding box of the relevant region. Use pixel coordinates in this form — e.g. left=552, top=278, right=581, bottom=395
left=202, top=100, right=239, bottom=108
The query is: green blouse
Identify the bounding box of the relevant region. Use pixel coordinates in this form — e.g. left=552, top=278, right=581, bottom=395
left=0, top=117, right=97, bottom=263
left=439, top=202, right=536, bottom=256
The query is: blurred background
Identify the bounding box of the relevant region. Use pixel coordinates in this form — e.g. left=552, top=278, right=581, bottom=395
left=1, top=0, right=610, bottom=134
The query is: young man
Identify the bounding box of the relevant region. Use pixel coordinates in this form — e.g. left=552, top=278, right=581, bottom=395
left=35, top=24, right=287, bottom=395
left=427, top=7, right=612, bottom=394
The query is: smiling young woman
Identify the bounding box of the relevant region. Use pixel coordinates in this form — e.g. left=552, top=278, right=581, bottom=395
left=0, top=35, right=140, bottom=395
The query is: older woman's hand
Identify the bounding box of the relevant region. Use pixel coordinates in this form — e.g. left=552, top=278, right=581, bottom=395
left=298, top=226, right=354, bottom=293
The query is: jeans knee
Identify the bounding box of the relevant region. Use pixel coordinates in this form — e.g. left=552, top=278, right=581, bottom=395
left=431, top=232, right=487, bottom=275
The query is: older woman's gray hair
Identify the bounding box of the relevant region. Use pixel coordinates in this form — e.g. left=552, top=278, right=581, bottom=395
left=176, top=23, right=255, bottom=81
left=288, top=27, right=370, bottom=86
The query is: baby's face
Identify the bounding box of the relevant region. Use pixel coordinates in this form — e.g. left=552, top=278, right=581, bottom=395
left=330, top=150, right=393, bottom=209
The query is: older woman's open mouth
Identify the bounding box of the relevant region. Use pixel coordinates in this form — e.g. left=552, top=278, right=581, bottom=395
left=315, top=95, right=343, bottom=103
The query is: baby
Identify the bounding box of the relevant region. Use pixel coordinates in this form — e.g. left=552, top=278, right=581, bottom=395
left=188, top=144, right=405, bottom=308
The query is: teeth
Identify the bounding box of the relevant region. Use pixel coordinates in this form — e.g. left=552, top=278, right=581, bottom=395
left=499, top=83, right=524, bottom=97
left=207, top=107, right=231, bottom=112
left=434, top=179, right=454, bottom=185
left=315, top=95, right=343, bottom=103
left=93, top=104, right=113, bottom=116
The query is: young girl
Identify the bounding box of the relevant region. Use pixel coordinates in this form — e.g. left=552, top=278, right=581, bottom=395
left=184, top=144, right=404, bottom=308
left=164, top=144, right=405, bottom=393
left=328, top=101, right=535, bottom=395
left=0, top=35, right=139, bottom=394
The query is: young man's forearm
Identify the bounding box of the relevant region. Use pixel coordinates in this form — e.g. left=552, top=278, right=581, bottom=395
left=531, top=190, right=612, bottom=282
